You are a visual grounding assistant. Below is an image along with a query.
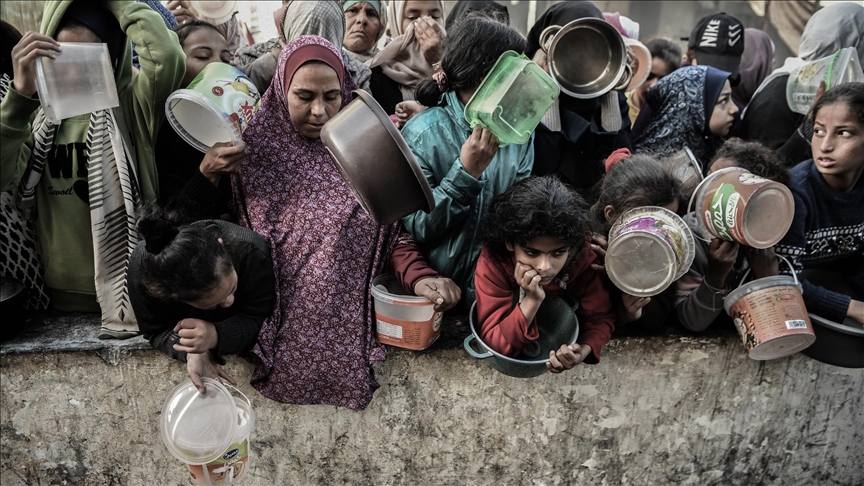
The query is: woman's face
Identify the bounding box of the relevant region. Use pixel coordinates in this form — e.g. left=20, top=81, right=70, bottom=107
left=56, top=26, right=101, bottom=43
left=708, top=80, right=738, bottom=136
left=812, top=102, right=864, bottom=189
left=286, top=62, right=342, bottom=139
left=185, top=268, right=238, bottom=310
left=181, top=27, right=231, bottom=87
left=344, top=2, right=381, bottom=53
left=401, top=0, right=444, bottom=34
left=507, top=236, right=571, bottom=286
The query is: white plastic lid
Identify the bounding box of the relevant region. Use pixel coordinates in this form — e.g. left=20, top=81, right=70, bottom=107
left=160, top=377, right=238, bottom=465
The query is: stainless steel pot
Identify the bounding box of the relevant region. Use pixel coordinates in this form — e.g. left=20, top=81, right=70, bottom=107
left=464, top=296, right=580, bottom=378
left=539, top=18, right=630, bottom=99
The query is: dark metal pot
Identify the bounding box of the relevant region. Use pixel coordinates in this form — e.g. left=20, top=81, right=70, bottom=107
left=464, top=296, right=580, bottom=378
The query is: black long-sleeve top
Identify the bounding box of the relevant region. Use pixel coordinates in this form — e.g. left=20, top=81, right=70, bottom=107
left=128, top=220, right=275, bottom=363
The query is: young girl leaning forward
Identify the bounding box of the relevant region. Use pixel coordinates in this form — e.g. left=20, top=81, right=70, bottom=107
left=474, top=176, right=615, bottom=373
left=775, top=83, right=864, bottom=326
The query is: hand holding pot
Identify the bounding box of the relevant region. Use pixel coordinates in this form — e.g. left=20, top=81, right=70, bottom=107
left=622, top=293, right=651, bottom=321
left=173, top=318, right=219, bottom=354
left=186, top=352, right=236, bottom=394
left=414, top=277, right=461, bottom=312
left=200, top=141, right=247, bottom=186
left=705, top=238, right=739, bottom=289
left=590, top=233, right=608, bottom=273
left=745, top=247, right=779, bottom=279
left=547, top=343, right=592, bottom=373
left=460, top=126, right=499, bottom=179
left=11, top=32, right=61, bottom=98
left=848, top=300, right=864, bottom=326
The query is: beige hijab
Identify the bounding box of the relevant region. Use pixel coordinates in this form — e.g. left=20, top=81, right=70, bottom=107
left=370, top=0, right=446, bottom=100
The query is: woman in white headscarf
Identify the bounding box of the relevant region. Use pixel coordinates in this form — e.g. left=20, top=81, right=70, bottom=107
left=739, top=2, right=864, bottom=166
left=368, top=0, right=446, bottom=115
left=342, top=1, right=387, bottom=63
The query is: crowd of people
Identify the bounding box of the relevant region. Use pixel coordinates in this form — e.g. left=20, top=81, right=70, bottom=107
left=0, top=1, right=861, bottom=411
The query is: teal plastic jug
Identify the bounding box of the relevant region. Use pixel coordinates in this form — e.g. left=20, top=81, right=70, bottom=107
left=464, top=51, right=560, bottom=145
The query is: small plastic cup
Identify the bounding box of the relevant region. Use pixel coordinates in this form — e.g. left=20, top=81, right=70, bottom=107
left=786, top=47, right=864, bottom=115
left=35, top=42, right=119, bottom=124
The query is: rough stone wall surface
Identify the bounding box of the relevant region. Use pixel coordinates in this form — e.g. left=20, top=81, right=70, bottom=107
left=1, top=336, right=862, bottom=486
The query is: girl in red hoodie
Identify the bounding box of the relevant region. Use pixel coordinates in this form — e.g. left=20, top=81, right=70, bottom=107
left=474, top=176, right=616, bottom=373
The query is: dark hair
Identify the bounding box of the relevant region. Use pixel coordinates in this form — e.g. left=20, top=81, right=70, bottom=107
left=1, top=20, right=23, bottom=78
left=809, top=82, right=864, bottom=125
left=592, top=154, right=681, bottom=233
left=710, top=138, right=789, bottom=185
left=415, top=14, right=527, bottom=107
left=479, top=176, right=591, bottom=259
left=137, top=208, right=233, bottom=302
left=174, top=19, right=224, bottom=46
left=644, top=36, right=682, bottom=73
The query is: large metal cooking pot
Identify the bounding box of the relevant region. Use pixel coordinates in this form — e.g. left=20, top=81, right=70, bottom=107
left=321, top=90, right=435, bottom=225
left=798, top=270, right=864, bottom=368
left=464, top=296, right=580, bottom=378
left=539, top=18, right=630, bottom=99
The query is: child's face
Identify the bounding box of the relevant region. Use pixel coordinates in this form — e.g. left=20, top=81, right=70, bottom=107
left=507, top=236, right=571, bottom=286
left=812, top=102, right=864, bottom=185
left=708, top=80, right=738, bottom=137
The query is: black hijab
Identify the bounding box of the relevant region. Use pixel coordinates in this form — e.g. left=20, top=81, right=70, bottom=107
left=59, top=1, right=126, bottom=68
left=526, top=1, right=603, bottom=58
left=446, top=1, right=509, bottom=31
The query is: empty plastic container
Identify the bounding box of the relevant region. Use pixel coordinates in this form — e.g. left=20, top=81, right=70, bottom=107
left=787, top=47, right=864, bottom=115
left=464, top=51, right=560, bottom=146
left=35, top=43, right=119, bottom=124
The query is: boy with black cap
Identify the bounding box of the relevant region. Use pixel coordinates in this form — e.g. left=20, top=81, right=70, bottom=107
left=684, top=12, right=744, bottom=83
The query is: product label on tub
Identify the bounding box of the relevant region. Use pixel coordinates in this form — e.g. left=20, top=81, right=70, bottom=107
left=375, top=312, right=442, bottom=351
left=187, top=439, right=249, bottom=486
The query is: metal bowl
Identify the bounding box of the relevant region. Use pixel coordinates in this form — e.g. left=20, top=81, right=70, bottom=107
left=542, top=18, right=628, bottom=99
left=798, top=270, right=864, bottom=368
left=321, top=90, right=435, bottom=225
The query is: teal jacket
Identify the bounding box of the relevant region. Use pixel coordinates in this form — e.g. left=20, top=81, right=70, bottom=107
left=401, top=91, right=534, bottom=302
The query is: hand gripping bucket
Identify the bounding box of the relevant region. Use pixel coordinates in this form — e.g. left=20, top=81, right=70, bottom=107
left=165, top=63, right=261, bottom=153
left=160, top=378, right=255, bottom=485
left=724, top=257, right=816, bottom=360
left=688, top=167, right=794, bottom=249
left=371, top=274, right=442, bottom=350
left=605, top=206, right=696, bottom=297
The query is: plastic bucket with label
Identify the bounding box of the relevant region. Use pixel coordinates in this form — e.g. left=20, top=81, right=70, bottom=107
left=160, top=378, right=255, bottom=485
left=605, top=206, right=695, bottom=297
left=689, top=167, right=794, bottom=249
left=724, top=258, right=816, bottom=360
left=371, top=274, right=442, bottom=350
left=786, top=47, right=864, bottom=115
left=165, top=63, right=260, bottom=153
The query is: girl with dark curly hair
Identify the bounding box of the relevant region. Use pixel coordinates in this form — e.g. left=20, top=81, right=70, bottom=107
left=473, top=176, right=615, bottom=373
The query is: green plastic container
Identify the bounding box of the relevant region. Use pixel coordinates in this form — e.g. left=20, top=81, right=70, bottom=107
left=464, top=51, right=560, bottom=146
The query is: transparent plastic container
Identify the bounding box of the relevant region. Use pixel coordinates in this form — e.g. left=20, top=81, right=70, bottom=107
left=786, top=47, right=864, bottom=115
left=35, top=43, right=119, bottom=124
left=464, top=51, right=560, bottom=146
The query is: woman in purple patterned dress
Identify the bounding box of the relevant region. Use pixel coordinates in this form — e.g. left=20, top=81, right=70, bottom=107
left=232, top=35, right=459, bottom=410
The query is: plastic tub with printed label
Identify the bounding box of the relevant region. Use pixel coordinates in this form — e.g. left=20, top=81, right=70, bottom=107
left=371, top=274, right=442, bottom=351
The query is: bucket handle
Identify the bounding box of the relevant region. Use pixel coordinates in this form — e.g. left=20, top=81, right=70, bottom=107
left=223, top=382, right=252, bottom=409
left=686, top=174, right=716, bottom=244
left=463, top=334, right=492, bottom=359
left=735, top=255, right=799, bottom=289
left=684, top=146, right=703, bottom=180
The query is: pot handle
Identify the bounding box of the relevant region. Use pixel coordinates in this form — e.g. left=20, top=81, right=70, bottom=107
left=735, top=255, right=799, bottom=289
left=539, top=25, right=561, bottom=53
left=463, top=334, right=492, bottom=359
left=223, top=382, right=252, bottom=408
left=684, top=146, right=703, bottom=180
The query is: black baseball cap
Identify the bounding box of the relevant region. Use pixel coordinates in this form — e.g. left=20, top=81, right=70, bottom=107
left=682, top=12, right=744, bottom=77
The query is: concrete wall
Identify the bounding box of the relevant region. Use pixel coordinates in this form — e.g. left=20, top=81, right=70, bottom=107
left=2, top=335, right=862, bottom=485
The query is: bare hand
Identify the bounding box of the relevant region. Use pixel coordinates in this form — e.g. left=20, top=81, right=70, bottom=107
left=848, top=299, right=864, bottom=327
left=11, top=32, right=62, bottom=98
left=414, top=16, right=444, bottom=64
left=460, top=126, right=499, bottom=178
left=745, top=247, right=779, bottom=279
left=166, top=0, right=198, bottom=24
left=547, top=343, right=591, bottom=373
left=515, top=262, right=545, bottom=304
left=186, top=352, right=236, bottom=394
left=200, top=141, right=247, bottom=186
left=590, top=233, right=608, bottom=273
left=414, top=277, right=461, bottom=311
left=173, top=318, right=219, bottom=354
left=813, top=80, right=826, bottom=107
left=395, top=101, right=426, bottom=129
left=531, top=49, right=548, bottom=74
left=622, top=293, right=651, bottom=321
left=704, top=238, right=739, bottom=289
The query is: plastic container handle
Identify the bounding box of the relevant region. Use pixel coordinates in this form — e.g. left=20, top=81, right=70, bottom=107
left=463, top=334, right=492, bottom=359
left=223, top=382, right=252, bottom=408
left=735, top=254, right=800, bottom=289
left=686, top=174, right=715, bottom=244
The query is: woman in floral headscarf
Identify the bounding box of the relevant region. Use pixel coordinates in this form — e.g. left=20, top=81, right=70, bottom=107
left=232, top=35, right=459, bottom=410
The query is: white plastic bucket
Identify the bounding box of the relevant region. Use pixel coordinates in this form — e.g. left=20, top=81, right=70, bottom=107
left=371, top=274, right=441, bottom=350
left=187, top=392, right=256, bottom=486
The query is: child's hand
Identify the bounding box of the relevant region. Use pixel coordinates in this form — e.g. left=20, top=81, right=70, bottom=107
left=590, top=233, right=608, bottom=273
left=11, top=32, right=61, bottom=98
left=414, top=16, right=444, bottom=64
left=744, top=247, right=779, bottom=279
left=622, top=293, right=651, bottom=321
left=414, top=277, right=461, bottom=311
left=167, top=0, right=198, bottom=25
left=395, top=101, right=426, bottom=128
left=547, top=343, right=592, bottom=373
left=514, top=262, right=546, bottom=304
left=705, top=238, right=739, bottom=289
left=460, top=126, right=499, bottom=179
left=186, top=352, right=236, bottom=394
left=848, top=300, right=864, bottom=327
left=173, top=318, right=219, bottom=354
left=200, top=141, right=247, bottom=186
